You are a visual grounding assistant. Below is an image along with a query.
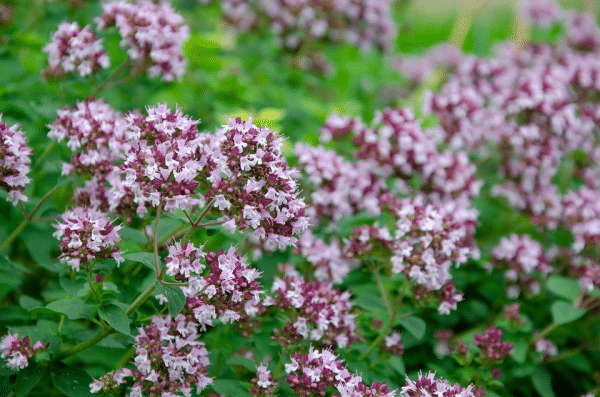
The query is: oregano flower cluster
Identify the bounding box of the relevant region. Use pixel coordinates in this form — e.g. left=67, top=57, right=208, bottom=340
left=0, top=115, right=32, bottom=205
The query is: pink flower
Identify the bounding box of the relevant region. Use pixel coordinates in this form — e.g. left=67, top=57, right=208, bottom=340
left=97, top=0, right=189, bottom=81
left=0, top=115, right=32, bottom=205
left=0, top=333, right=48, bottom=371
left=43, top=21, right=109, bottom=78
left=400, top=371, right=474, bottom=397
left=53, top=206, right=124, bottom=271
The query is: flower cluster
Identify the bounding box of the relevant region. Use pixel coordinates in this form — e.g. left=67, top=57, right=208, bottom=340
left=296, top=231, right=358, bottom=284
left=294, top=143, right=386, bottom=224
left=400, top=371, right=474, bottom=397
left=48, top=98, right=127, bottom=179
left=90, top=315, right=212, bottom=396
left=97, top=0, right=189, bottom=81
left=0, top=333, right=48, bottom=371
left=205, top=0, right=395, bottom=74
left=0, top=115, right=32, bottom=205
left=423, top=7, right=600, bottom=228
left=53, top=206, right=124, bottom=271
left=319, top=113, right=361, bottom=143
left=503, top=303, right=525, bottom=327
left=473, top=326, right=514, bottom=365
left=267, top=267, right=357, bottom=349
left=203, top=117, right=309, bottom=250
left=392, top=43, right=462, bottom=87
left=42, top=21, right=109, bottom=79
left=351, top=108, right=481, bottom=201
left=388, top=196, right=478, bottom=314
left=562, top=187, right=600, bottom=253
left=165, top=242, right=205, bottom=281
left=249, top=363, right=278, bottom=397
left=381, top=331, right=404, bottom=356
left=570, top=256, right=600, bottom=294
left=518, top=0, right=562, bottom=28
left=490, top=234, right=550, bottom=299
left=183, top=247, right=262, bottom=331
left=285, top=346, right=397, bottom=397
left=535, top=338, right=558, bottom=362
left=119, top=104, right=203, bottom=213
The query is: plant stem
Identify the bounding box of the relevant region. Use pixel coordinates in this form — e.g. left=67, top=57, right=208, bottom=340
left=196, top=220, right=226, bottom=228
left=86, top=267, right=102, bottom=304
left=359, top=279, right=410, bottom=361
left=32, top=141, right=57, bottom=173
left=117, top=347, right=136, bottom=368
left=546, top=346, right=584, bottom=363
left=0, top=184, right=62, bottom=253
left=55, top=275, right=163, bottom=362
left=532, top=323, right=558, bottom=345
left=153, top=203, right=163, bottom=278
left=92, top=60, right=130, bottom=96
left=181, top=199, right=215, bottom=244
left=375, top=271, right=393, bottom=317
left=58, top=315, right=65, bottom=333
left=272, top=346, right=288, bottom=379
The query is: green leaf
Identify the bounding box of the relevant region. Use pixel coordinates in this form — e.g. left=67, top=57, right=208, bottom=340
left=59, top=276, right=87, bottom=297
left=46, top=299, right=94, bottom=320
left=398, top=316, right=426, bottom=340
left=511, top=339, right=528, bottom=364
left=531, top=367, right=555, bottom=397
left=155, top=282, right=186, bottom=314
left=52, top=367, right=95, bottom=397
left=353, top=294, right=387, bottom=312
left=98, top=305, right=130, bottom=335
left=211, top=379, right=251, bottom=397
left=123, top=252, right=156, bottom=271
left=546, top=276, right=581, bottom=302
left=19, top=295, right=42, bottom=311
left=550, top=301, right=586, bottom=325
left=120, top=227, right=147, bottom=243
left=15, top=365, right=45, bottom=397
left=0, top=255, right=29, bottom=273
left=389, top=356, right=406, bottom=376
left=226, top=356, right=256, bottom=372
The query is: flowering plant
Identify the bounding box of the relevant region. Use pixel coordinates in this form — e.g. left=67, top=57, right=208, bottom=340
left=1, top=0, right=599, bottom=396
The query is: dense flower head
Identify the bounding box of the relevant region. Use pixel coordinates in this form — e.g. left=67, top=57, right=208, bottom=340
left=48, top=99, right=128, bottom=179
left=0, top=115, right=32, bottom=205
left=562, top=187, right=600, bottom=253
left=53, top=206, right=124, bottom=271
left=165, top=242, right=205, bottom=280
left=0, top=333, right=48, bottom=371
left=381, top=331, right=404, bottom=356
left=518, top=0, right=562, bottom=28
left=285, top=346, right=396, bottom=397
left=424, top=16, right=600, bottom=228
left=473, top=326, right=514, bottom=364
left=249, top=363, right=279, bottom=397
left=182, top=247, right=262, bottom=331
left=203, top=117, right=309, bottom=250
left=296, top=231, right=359, bottom=284
left=295, top=143, right=386, bottom=224
left=570, top=256, right=600, bottom=293
left=535, top=338, right=558, bottom=361
left=351, top=108, right=481, bottom=200
left=42, top=21, right=109, bottom=79
left=206, top=0, right=395, bottom=74
left=490, top=234, right=550, bottom=299
left=503, top=303, right=525, bottom=326
left=267, top=266, right=357, bottom=349
left=119, top=103, right=203, bottom=213
left=400, top=371, right=474, bottom=397
left=320, top=113, right=362, bottom=143
left=97, top=0, right=189, bottom=81
left=91, top=314, right=212, bottom=396
left=393, top=43, right=462, bottom=87
left=388, top=196, right=478, bottom=312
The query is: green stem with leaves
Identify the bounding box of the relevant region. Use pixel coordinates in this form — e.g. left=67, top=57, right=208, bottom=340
left=359, top=279, right=410, bottom=361
left=0, top=184, right=63, bottom=253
